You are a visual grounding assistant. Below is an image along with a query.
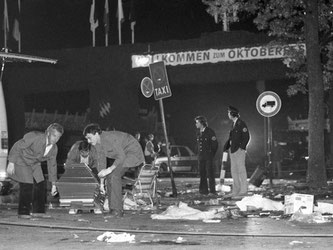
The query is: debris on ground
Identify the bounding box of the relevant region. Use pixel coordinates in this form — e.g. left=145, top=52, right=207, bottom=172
left=150, top=178, right=333, bottom=223
left=235, top=194, right=284, bottom=211
left=289, top=210, right=333, bottom=223
left=151, top=201, right=223, bottom=221
left=97, top=232, right=135, bottom=243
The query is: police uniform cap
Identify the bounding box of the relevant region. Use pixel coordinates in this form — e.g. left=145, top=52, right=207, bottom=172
left=228, top=106, right=239, bottom=115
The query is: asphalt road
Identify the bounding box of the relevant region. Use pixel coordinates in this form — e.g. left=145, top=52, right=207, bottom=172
left=1, top=209, right=333, bottom=250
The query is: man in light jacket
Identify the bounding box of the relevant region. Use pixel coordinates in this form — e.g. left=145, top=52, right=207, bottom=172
left=7, top=123, right=64, bottom=219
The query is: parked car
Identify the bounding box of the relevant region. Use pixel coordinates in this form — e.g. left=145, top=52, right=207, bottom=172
left=154, top=145, right=198, bottom=175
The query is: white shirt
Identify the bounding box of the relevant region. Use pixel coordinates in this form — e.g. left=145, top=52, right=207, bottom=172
left=44, top=139, right=53, bottom=156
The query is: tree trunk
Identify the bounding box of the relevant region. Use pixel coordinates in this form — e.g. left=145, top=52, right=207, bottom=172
left=305, top=0, right=327, bottom=188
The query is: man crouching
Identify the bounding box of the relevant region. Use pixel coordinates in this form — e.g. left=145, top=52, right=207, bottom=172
left=83, top=123, right=144, bottom=218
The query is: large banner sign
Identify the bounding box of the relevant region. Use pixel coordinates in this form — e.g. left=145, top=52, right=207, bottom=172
left=131, top=43, right=305, bottom=68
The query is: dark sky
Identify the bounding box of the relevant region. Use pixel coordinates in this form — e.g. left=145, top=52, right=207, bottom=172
left=1, top=0, right=257, bottom=51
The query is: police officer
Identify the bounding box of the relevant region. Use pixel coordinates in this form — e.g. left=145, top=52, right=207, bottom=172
left=223, top=106, right=250, bottom=199
left=195, top=116, right=218, bottom=195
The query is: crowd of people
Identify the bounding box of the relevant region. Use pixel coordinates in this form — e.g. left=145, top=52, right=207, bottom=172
left=6, top=105, right=250, bottom=219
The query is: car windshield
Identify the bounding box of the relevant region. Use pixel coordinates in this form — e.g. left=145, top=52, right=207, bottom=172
left=179, top=147, right=189, bottom=157
left=170, top=147, right=178, bottom=156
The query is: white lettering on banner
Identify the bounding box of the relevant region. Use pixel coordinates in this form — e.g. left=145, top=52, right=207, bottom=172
left=131, top=43, right=306, bottom=68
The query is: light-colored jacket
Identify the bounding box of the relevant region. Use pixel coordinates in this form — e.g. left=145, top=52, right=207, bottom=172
left=8, top=131, right=58, bottom=183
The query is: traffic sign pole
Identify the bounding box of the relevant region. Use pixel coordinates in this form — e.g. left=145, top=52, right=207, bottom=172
left=267, top=116, right=273, bottom=186
left=159, top=99, right=177, bottom=197
left=148, top=61, right=177, bottom=197
left=256, top=91, right=282, bottom=186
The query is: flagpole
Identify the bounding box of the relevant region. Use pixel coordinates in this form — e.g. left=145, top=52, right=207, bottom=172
left=118, top=0, right=123, bottom=45
left=18, top=34, right=21, bottom=53
left=105, top=34, right=108, bottom=47
left=92, top=30, right=95, bottom=47
left=118, top=20, right=121, bottom=45
left=90, top=0, right=98, bottom=47
left=3, top=0, right=8, bottom=49
left=131, top=22, right=135, bottom=44
left=104, top=0, right=109, bottom=47
left=18, top=0, right=21, bottom=52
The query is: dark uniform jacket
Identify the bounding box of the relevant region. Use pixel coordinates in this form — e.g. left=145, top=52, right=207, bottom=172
left=223, top=118, right=250, bottom=153
left=197, top=127, right=218, bottom=160
left=8, top=132, right=58, bottom=184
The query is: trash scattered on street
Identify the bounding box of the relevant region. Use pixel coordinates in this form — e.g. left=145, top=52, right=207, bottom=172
left=235, top=194, right=284, bottom=211
left=97, top=232, right=135, bottom=243
left=151, top=201, right=221, bottom=220
left=289, top=240, right=303, bottom=245
left=175, top=236, right=186, bottom=243
left=289, top=210, right=332, bottom=223
left=215, top=184, right=231, bottom=193
left=203, top=219, right=221, bottom=223
left=314, top=202, right=333, bottom=214
left=284, top=193, right=314, bottom=214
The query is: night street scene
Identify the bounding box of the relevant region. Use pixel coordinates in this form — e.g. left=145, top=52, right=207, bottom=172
left=1, top=0, right=333, bottom=249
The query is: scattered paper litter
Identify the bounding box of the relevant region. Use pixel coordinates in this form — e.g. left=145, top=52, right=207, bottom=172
left=314, top=202, right=333, bottom=214
left=151, top=201, right=219, bottom=220
left=235, top=194, right=284, bottom=211
left=97, top=232, right=135, bottom=243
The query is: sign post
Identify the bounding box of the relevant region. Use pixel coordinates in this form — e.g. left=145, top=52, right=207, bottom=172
left=140, top=61, right=177, bottom=197
left=256, top=91, right=282, bottom=185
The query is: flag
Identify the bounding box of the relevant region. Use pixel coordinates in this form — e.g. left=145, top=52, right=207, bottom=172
left=90, top=0, right=99, bottom=32
left=103, top=0, right=109, bottom=34
left=12, top=0, right=21, bottom=46
left=129, top=0, right=136, bottom=44
left=117, top=0, right=124, bottom=45
left=12, top=19, right=20, bottom=41
left=117, top=0, right=124, bottom=24
left=99, top=101, right=111, bottom=118
left=129, top=0, right=136, bottom=27
left=3, top=0, right=9, bottom=32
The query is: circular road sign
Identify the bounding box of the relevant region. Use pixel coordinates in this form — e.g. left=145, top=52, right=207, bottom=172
left=140, top=77, right=154, bottom=98
left=256, top=91, right=282, bottom=117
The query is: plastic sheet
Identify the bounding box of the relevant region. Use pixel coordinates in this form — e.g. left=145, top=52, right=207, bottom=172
left=235, top=194, right=284, bottom=211
left=151, top=202, right=220, bottom=220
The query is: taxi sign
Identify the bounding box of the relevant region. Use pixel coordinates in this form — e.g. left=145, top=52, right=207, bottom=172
left=256, top=91, right=281, bottom=117
left=149, top=61, right=172, bottom=100
left=140, top=77, right=154, bottom=98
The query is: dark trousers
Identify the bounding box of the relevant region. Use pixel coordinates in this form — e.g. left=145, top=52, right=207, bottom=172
left=106, top=166, right=128, bottom=211
left=199, top=159, right=216, bottom=194
left=18, top=180, right=46, bottom=215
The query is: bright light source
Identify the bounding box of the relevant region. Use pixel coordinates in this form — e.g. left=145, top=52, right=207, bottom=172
left=0, top=171, right=7, bottom=181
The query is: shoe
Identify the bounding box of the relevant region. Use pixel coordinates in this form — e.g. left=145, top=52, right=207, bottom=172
left=208, top=192, right=218, bottom=197
left=105, top=209, right=124, bottom=218
left=18, top=214, right=31, bottom=219
left=30, top=213, right=52, bottom=218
